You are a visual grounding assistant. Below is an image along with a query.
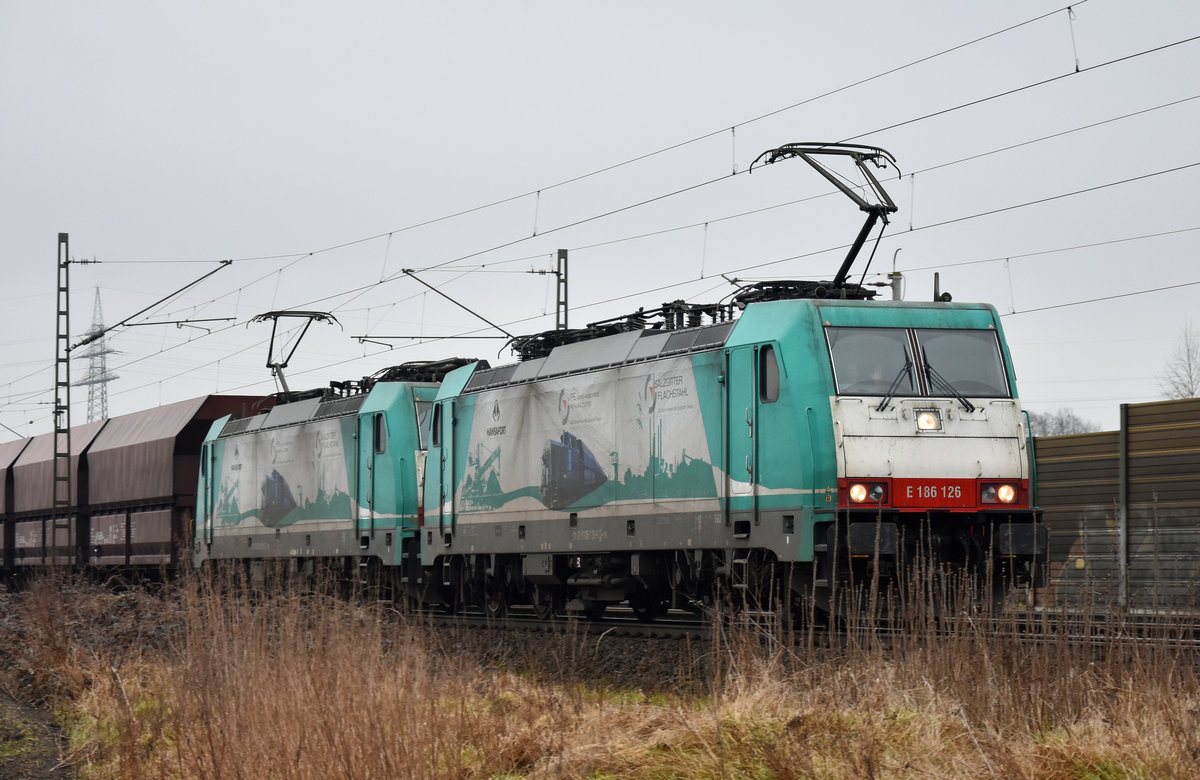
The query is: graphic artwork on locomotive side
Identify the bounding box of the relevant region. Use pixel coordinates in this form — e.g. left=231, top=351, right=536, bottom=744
left=193, top=360, right=473, bottom=588
left=455, top=350, right=715, bottom=517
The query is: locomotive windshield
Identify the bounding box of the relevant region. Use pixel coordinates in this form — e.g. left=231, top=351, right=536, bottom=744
left=914, top=328, right=1010, bottom=398
left=827, top=328, right=915, bottom=395
left=827, top=326, right=1010, bottom=398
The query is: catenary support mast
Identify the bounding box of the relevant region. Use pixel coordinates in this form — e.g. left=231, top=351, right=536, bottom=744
left=52, top=233, right=72, bottom=565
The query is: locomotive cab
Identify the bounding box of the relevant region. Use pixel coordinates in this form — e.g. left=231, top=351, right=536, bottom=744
left=819, top=301, right=1046, bottom=598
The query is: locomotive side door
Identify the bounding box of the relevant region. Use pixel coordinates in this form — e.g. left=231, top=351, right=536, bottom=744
left=724, top=345, right=759, bottom=535
left=355, top=413, right=385, bottom=541
left=432, top=400, right=456, bottom=544
left=202, top=442, right=215, bottom=549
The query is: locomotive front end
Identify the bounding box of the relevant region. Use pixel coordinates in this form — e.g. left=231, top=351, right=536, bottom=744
left=822, top=302, right=1045, bottom=587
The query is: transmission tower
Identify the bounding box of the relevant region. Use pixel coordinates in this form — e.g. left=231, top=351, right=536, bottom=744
left=73, top=288, right=119, bottom=422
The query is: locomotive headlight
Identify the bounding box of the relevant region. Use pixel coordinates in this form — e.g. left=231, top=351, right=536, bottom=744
left=848, top=483, right=885, bottom=503
left=915, top=409, right=942, bottom=431
left=981, top=483, right=1017, bottom=504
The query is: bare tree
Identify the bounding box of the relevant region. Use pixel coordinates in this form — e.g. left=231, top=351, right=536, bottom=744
left=1158, top=319, right=1200, bottom=399
left=1027, top=408, right=1099, bottom=436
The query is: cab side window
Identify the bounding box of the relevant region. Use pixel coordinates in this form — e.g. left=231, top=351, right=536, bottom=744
left=760, top=345, right=780, bottom=403
left=373, top=413, right=387, bottom=454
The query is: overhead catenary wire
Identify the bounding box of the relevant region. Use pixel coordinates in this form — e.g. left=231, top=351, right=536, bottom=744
left=81, top=77, right=1200, bottom=347
left=9, top=4, right=1200, bottom=424
left=92, top=11, right=1187, bottom=311
left=428, top=90, right=1199, bottom=268
left=23, top=107, right=1200, bottom=413
left=291, top=29, right=1200, bottom=314
left=94, top=3, right=1090, bottom=270
left=1006, top=279, right=1200, bottom=316
left=841, top=33, right=1200, bottom=144
left=107, top=197, right=1200, bottom=411
left=75, top=69, right=1200, bottom=379
left=902, top=224, right=1200, bottom=273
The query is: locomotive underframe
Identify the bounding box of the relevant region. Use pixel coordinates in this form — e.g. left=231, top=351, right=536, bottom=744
left=197, top=522, right=417, bottom=598
left=411, top=504, right=1046, bottom=619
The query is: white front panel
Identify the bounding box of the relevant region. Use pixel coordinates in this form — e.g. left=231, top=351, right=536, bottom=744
left=832, top=397, right=1028, bottom=480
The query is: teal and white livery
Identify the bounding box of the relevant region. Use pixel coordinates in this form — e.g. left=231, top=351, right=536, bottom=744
left=194, top=361, right=468, bottom=588
left=420, top=291, right=1044, bottom=619
left=415, top=143, right=1045, bottom=619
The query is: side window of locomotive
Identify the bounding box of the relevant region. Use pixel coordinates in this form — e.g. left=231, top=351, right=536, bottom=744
left=826, top=327, right=914, bottom=396
left=759, top=345, right=780, bottom=403
left=431, top=403, right=442, bottom=447
left=373, top=413, right=387, bottom=454
left=415, top=400, right=433, bottom=451
left=914, top=329, right=1010, bottom=397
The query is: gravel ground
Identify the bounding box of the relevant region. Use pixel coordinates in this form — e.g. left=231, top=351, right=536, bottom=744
left=447, top=622, right=715, bottom=694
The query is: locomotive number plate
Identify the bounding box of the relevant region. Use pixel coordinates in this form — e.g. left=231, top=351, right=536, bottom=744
left=892, top=479, right=976, bottom=509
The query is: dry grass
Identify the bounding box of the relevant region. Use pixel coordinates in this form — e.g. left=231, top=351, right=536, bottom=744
left=2, top=571, right=1200, bottom=779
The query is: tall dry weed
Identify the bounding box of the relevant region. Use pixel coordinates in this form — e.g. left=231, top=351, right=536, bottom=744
left=5, top=567, right=1200, bottom=778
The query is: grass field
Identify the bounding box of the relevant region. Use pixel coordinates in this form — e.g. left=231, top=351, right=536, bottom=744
left=1, top=573, right=1198, bottom=779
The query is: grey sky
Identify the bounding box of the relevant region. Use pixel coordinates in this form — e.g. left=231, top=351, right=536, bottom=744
left=3, top=1, right=1198, bottom=436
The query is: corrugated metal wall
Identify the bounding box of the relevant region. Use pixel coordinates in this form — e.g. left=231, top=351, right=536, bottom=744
left=1036, top=398, right=1200, bottom=610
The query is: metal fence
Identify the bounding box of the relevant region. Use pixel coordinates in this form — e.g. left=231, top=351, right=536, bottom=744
left=1035, top=398, right=1200, bottom=610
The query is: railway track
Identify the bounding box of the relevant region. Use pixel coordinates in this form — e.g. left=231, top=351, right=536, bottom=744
left=424, top=603, right=1200, bottom=653
left=427, top=606, right=714, bottom=641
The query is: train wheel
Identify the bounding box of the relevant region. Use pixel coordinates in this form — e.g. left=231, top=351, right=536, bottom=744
left=532, top=584, right=559, bottom=620
left=483, top=576, right=508, bottom=619
left=629, top=592, right=668, bottom=622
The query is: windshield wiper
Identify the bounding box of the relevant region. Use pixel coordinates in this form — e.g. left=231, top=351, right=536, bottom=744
left=875, top=357, right=913, bottom=412
left=924, top=359, right=975, bottom=413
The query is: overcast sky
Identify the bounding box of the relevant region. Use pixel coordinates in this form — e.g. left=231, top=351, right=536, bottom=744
left=3, top=0, right=1199, bottom=437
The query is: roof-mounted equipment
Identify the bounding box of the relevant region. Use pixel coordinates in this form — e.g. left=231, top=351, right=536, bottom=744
left=328, top=357, right=484, bottom=395
left=751, top=142, right=899, bottom=299
left=506, top=323, right=641, bottom=361
left=250, top=310, right=341, bottom=399
left=505, top=299, right=739, bottom=361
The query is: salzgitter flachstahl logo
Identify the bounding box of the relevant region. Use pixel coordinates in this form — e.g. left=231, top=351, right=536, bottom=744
left=644, top=374, right=657, bottom=413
